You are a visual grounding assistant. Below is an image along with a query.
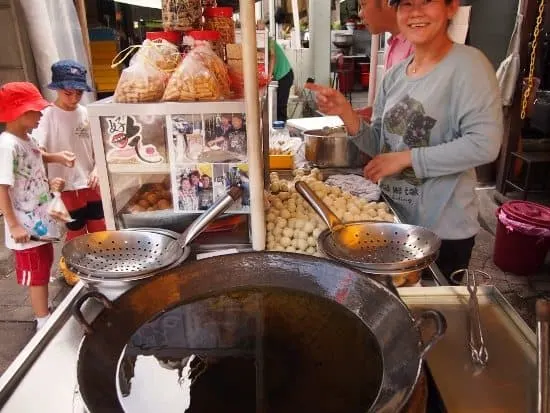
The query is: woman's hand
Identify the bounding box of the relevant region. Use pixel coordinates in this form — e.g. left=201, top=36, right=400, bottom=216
left=364, top=151, right=412, bottom=183
left=49, top=177, right=66, bottom=192
left=304, top=83, right=361, bottom=134
left=304, top=83, right=351, bottom=117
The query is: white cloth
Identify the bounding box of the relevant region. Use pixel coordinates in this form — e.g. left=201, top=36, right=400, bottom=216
left=33, top=104, right=94, bottom=190
left=0, top=132, right=58, bottom=250
left=496, top=0, right=526, bottom=106
left=18, top=0, right=95, bottom=104
left=324, top=174, right=381, bottom=202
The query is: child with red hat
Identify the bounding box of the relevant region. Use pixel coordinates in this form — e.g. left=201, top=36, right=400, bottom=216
left=0, top=82, right=68, bottom=331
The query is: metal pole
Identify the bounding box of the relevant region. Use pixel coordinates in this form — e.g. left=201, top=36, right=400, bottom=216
left=239, top=0, right=266, bottom=251
left=291, top=0, right=301, bottom=48
left=367, top=34, right=379, bottom=106
left=269, top=0, right=275, bottom=37
left=75, top=0, right=97, bottom=100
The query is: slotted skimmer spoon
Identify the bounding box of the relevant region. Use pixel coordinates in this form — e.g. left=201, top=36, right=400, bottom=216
left=62, top=187, right=242, bottom=281
left=295, top=181, right=441, bottom=273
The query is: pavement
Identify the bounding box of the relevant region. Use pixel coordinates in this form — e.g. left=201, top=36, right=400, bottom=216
left=0, top=189, right=548, bottom=377
left=0, top=219, right=71, bottom=376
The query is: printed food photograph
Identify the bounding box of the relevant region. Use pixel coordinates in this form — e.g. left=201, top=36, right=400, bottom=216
left=170, top=114, right=205, bottom=163
left=202, top=113, right=248, bottom=163
left=100, top=115, right=167, bottom=164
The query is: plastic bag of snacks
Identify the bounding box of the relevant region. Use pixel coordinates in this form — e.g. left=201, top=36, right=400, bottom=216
left=162, top=0, right=202, bottom=31
left=162, top=54, right=223, bottom=101
left=114, top=58, right=168, bottom=103
left=47, top=192, right=73, bottom=223
left=187, top=31, right=225, bottom=61
left=135, top=39, right=181, bottom=71
left=189, top=44, right=230, bottom=98
left=113, top=40, right=180, bottom=103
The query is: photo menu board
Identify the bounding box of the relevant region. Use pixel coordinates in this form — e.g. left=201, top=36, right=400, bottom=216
left=167, top=113, right=251, bottom=213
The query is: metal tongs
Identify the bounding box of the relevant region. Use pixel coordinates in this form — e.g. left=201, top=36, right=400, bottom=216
left=451, top=269, right=490, bottom=367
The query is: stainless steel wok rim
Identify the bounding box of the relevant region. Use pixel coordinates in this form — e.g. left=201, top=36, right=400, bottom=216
left=74, top=252, right=440, bottom=413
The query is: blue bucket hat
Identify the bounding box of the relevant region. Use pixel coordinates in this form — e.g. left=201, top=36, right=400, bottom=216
left=48, top=60, right=93, bottom=92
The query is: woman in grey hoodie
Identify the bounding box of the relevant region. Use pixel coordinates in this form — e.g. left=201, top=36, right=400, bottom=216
left=306, top=0, right=503, bottom=279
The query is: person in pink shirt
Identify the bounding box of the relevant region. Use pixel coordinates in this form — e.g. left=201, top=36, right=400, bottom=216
left=356, top=0, right=414, bottom=120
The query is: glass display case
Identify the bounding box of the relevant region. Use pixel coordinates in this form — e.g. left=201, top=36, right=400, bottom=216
left=89, top=97, right=268, bottom=247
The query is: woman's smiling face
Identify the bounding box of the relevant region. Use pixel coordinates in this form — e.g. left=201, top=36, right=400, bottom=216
left=396, top=0, right=458, bottom=47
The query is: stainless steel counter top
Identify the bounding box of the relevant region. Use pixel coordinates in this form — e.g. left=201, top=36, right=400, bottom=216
left=402, top=286, right=542, bottom=412
left=0, top=282, right=540, bottom=412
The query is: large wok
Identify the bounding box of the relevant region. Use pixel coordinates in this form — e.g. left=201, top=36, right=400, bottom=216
left=73, top=252, right=445, bottom=413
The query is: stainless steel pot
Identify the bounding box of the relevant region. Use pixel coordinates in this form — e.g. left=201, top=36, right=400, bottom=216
left=73, top=252, right=446, bottom=413
left=304, top=127, right=367, bottom=168
left=333, top=32, right=354, bottom=47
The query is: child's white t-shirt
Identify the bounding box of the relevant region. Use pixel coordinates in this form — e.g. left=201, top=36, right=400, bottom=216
left=0, top=132, right=58, bottom=250
left=33, top=104, right=95, bottom=190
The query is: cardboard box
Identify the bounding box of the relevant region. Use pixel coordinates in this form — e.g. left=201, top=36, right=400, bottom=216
left=227, top=58, right=243, bottom=72
left=226, top=44, right=242, bottom=60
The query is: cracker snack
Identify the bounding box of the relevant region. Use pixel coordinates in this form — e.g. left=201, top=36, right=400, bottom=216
left=162, top=0, right=202, bottom=31
left=113, top=39, right=180, bottom=103
left=162, top=45, right=229, bottom=101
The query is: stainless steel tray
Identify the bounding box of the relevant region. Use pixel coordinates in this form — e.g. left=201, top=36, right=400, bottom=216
left=401, top=286, right=539, bottom=413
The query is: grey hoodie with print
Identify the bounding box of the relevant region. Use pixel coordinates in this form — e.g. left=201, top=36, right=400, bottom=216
left=350, top=44, right=503, bottom=240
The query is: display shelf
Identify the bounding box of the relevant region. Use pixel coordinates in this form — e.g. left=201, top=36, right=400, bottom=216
left=108, top=163, right=171, bottom=175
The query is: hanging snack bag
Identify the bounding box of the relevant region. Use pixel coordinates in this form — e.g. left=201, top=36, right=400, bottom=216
left=189, top=44, right=230, bottom=99
left=163, top=43, right=230, bottom=102
left=162, top=54, right=222, bottom=101
left=47, top=192, right=73, bottom=223
left=113, top=39, right=180, bottom=103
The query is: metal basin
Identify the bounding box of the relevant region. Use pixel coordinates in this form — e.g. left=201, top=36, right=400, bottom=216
left=304, top=127, right=367, bottom=168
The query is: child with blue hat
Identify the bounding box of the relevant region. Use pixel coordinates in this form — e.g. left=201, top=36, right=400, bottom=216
left=33, top=59, right=106, bottom=243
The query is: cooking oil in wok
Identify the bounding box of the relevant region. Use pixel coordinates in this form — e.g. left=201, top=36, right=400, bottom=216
left=116, top=287, right=383, bottom=413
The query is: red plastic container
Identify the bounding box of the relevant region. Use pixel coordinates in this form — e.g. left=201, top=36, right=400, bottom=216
left=188, top=30, right=221, bottom=42
left=493, top=201, right=550, bottom=275
left=337, top=61, right=354, bottom=94
left=203, top=7, right=233, bottom=18
left=146, top=31, right=182, bottom=46
left=360, top=72, right=370, bottom=87
left=358, top=62, right=370, bottom=73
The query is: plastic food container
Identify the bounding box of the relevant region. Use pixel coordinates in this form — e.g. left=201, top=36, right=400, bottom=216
left=204, top=7, right=235, bottom=58
left=188, top=30, right=224, bottom=60
left=269, top=154, right=294, bottom=170
left=146, top=31, right=182, bottom=46
left=493, top=201, right=550, bottom=275
left=161, top=0, right=202, bottom=31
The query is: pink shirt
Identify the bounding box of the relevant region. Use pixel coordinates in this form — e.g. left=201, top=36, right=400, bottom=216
left=384, top=33, right=414, bottom=70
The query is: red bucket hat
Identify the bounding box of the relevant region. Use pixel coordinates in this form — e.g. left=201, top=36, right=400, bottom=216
left=0, top=82, right=50, bottom=123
